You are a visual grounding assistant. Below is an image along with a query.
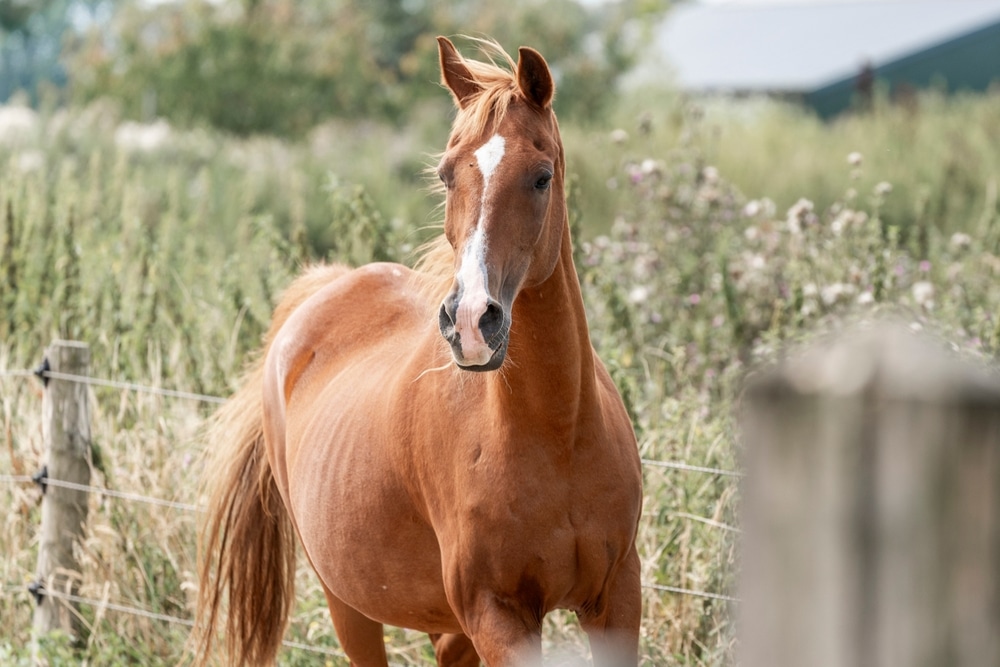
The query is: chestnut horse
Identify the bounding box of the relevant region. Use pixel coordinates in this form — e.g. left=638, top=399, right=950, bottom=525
left=194, top=37, right=642, bottom=666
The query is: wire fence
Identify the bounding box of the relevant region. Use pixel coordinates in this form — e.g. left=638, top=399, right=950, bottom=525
left=31, top=589, right=349, bottom=660
left=0, top=367, right=226, bottom=404
left=2, top=364, right=741, bottom=653
left=0, top=472, right=201, bottom=512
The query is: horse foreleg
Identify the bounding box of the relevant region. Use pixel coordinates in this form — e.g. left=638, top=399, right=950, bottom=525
left=579, top=548, right=642, bottom=667
left=322, top=586, right=390, bottom=667
left=456, top=602, right=543, bottom=667
left=430, top=632, right=482, bottom=666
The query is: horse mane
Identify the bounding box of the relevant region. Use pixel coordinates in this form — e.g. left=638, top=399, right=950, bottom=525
left=411, top=38, right=522, bottom=304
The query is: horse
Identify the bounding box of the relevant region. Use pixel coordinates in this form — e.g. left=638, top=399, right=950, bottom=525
left=193, top=37, right=643, bottom=667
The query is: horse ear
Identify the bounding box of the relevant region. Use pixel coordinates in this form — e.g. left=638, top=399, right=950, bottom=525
left=438, top=36, right=480, bottom=109
left=516, top=46, right=554, bottom=110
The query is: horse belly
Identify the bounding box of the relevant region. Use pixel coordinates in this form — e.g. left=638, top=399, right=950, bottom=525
left=287, top=393, right=461, bottom=634
left=305, top=511, right=461, bottom=633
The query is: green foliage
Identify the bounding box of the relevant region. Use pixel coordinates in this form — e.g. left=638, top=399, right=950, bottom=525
left=636, top=91, right=1000, bottom=239
left=3, top=85, right=1000, bottom=664
left=69, top=1, right=385, bottom=136
left=0, top=102, right=447, bottom=391
left=0, top=0, right=73, bottom=103
left=64, top=0, right=657, bottom=136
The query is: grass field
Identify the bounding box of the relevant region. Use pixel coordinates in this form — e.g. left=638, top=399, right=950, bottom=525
left=2, top=88, right=999, bottom=664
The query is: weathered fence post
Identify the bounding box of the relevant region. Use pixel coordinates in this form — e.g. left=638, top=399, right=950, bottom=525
left=739, top=322, right=1000, bottom=667
left=31, top=340, right=91, bottom=651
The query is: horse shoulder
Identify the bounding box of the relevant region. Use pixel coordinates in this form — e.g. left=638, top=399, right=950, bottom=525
left=263, top=263, right=434, bottom=459
left=270, top=263, right=429, bottom=385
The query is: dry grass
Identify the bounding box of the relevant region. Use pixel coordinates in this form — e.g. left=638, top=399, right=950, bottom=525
left=3, top=89, right=1000, bottom=664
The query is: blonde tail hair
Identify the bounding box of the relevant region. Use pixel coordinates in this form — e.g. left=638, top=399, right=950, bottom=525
left=192, top=264, right=349, bottom=666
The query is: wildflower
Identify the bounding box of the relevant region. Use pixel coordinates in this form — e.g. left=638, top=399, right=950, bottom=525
left=115, top=119, right=172, bottom=153
left=702, top=166, right=719, bottom=185
left=912, top=281, right=934, bottom=308
left=15, top=150, right=44, bottom=173
left=950, top=232, right=972, bottom=249
left=743, top=201, right=761, bottom=218
left=0, top=105, right=40, bottom=145
left=919, top=260, right=931, bottom=273
left=744, top=225, right=760, bottom=240
left=785, top=198, right=815, bottom=234
left=626, top=164, right=643, bottom=184
left=874, top=181, right=893, bottom=197
left=640, top=158, right=662, bottom=176
left=830, top=209, right=851, bottom=235
left=857, top=291, right=874, bottom=305
left=847, top=151, right=863, bottom=167
left=688, top=293, right=701, bottom=306
left=820, top=282, right=855, bottom=305
left=628, top=285, right=649, bottom=304
left=609, top=128, right=629, bottom=144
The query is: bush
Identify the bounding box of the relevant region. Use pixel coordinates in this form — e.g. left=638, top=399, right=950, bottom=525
left=64, top=0, right=659, bottom=137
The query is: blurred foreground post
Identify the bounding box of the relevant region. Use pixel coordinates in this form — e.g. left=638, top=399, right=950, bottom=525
left=32, top=340, right=91, bottom=652
left=739, top=322, right=1000, bottom=667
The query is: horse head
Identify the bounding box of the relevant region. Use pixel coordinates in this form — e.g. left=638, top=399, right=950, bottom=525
left=435, top=37, right=567, bottom=371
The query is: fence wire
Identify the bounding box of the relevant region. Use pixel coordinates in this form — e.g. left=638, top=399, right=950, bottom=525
left=641, top=458, right=743, bottom=478
left=36, top=589, right=349, bottom=659
left=644, top=582, right=740, bottom=603
left=39, top=369, right=226, bottom=404
left=3, top=366, right=740, bottom=608
left=0, top=369, right=36, bottom=379
left=3, top=366, right=744, bottom=477
left=0, top=473, right=201, bottom=513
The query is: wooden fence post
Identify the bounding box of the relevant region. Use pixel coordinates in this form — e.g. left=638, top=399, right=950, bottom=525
left=739, top=322, right=1000, bottom=667
left=32, top=340, right=91, bottom=651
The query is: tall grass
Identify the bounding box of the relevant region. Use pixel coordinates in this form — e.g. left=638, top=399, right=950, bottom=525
left=2, top=89, right=1000, bottom=664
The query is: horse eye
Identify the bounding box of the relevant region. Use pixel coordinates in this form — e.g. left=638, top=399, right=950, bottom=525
left=534, top=174, right=552, bottom=191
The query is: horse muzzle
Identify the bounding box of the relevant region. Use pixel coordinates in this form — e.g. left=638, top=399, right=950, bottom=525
left=438, top=295, right=510, bottom=371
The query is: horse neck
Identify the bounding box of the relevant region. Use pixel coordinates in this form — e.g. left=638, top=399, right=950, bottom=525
left=494, top=221, right=597, bottom=424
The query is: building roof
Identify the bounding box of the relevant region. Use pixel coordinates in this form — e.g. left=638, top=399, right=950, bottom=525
left=640, top=0, right=1000, bottom=93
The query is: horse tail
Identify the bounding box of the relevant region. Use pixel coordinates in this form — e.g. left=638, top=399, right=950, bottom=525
left=192, top=263, right=350, bottom=666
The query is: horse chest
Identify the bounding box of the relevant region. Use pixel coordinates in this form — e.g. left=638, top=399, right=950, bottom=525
left=430, top=440, right=637, bottom=598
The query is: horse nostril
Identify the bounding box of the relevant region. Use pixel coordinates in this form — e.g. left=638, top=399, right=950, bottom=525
left=479, top=301, right=504, bottom=342
left=438, top=300, right=457, bottom=335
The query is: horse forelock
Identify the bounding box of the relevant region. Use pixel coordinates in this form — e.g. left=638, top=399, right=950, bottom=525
left=449, top=39, right=519, bottom=145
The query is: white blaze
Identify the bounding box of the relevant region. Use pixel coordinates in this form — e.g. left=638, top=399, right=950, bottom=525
left=475, top=134, right=505, bottom=184
left=453, top=134, right=505, bottom=365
